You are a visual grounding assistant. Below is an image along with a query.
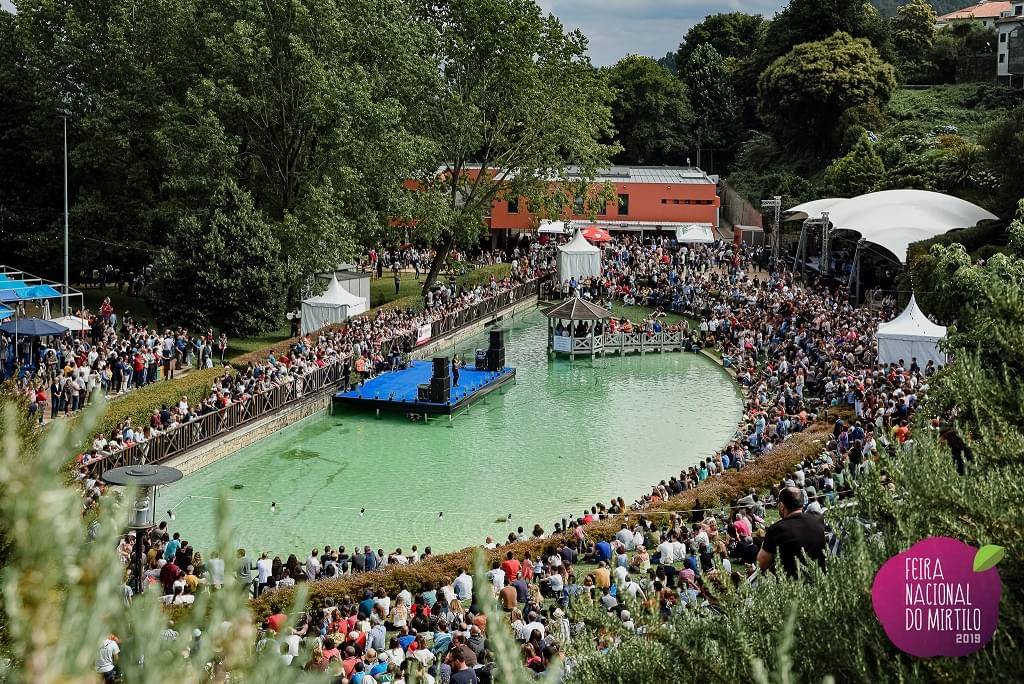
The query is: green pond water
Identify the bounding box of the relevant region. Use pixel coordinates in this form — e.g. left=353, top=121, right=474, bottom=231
left=157, top=308, right=743, bottom=557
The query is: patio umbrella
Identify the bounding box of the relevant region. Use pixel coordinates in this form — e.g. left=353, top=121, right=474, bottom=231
left=581, top=225, right=612, bottom=243
left=0, top=317, right=69, bottom=337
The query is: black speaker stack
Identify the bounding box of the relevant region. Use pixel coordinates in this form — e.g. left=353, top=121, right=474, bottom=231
left=428, top=356, right=451, bottom=403
left=486, top=329, right=505, bottom=371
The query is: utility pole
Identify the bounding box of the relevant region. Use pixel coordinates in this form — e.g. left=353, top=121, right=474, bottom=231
left=62, top=114, right=69, bottom=316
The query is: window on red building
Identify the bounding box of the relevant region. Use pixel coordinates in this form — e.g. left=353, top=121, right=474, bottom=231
left=617, top=193, right=629, bottom=216
left=507, top=198, right=519, bottom=214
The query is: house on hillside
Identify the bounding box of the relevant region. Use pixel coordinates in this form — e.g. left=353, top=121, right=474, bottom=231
left=997, top=1, right=1024, bottom=85
left=937, top=1, right=1012, bottom=29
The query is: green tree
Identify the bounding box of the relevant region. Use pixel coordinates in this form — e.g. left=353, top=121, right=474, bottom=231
left=412, top=0, right=617, bottom=293
left=656, top=51, right=677, bottom=74
left=683, top=43, right=740, bottom=174
left=823, top=131, right=886, bottom=196
left=676, top=12, right=767, bottom=67
left=758, top=0, right=893, bottom=69
left=758, top=32, right=897, bottom=158
left=892, top=0, right=937, bottom=64
left=183, top=0, right=437, bottom=293
left=147, top=181, right=286, bottom=335
left=606, top=55, right=693, bottom=166
left=980, top=105, right=1024, bottom=217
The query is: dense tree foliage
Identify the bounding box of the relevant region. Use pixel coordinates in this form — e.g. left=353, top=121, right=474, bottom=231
left=892, top=0, right=937, bottom=65
left=606, top=55, right=693, bottom=166
left=683, top=44, right=740, bottom=174
left=147, top=181, right=287, bottom=336
left=823, top=130, right=886, bottom=196
left=758, top=32, right=897, bottom=158
left=410, top=0, right=616, bottom=292
left=676, top=12, right=767, bottom=67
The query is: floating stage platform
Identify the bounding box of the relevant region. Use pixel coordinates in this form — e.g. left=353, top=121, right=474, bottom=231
left=333, top=360, right=516, bottom=416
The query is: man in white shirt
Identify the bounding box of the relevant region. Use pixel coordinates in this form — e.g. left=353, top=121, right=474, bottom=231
left=621, top=574, right=646, bottom=601
left=305, top=549, right=321, bottom=582
left=656, top=537, right=674, bottom=565
left=485, top=563, right=506, bottom=593
left=256, top=552, right=273, bottom=595
left=453, top=569, right=473, bottom=601
left=95, top=634, right=120, bottom=682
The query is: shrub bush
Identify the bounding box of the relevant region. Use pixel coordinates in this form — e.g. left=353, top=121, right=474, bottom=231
left=72, top=368, right=223, bottom=447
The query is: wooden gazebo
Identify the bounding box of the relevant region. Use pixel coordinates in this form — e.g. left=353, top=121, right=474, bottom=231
left=542, top=297, right=612, bottom=359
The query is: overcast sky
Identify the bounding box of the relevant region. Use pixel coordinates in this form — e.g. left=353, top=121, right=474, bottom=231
left=1, top=0, right=790, bottom=67
left=536, top=0, right=787, bottom=66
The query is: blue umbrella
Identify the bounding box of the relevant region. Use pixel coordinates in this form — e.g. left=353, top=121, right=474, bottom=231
left=0, top=317, right=69, bottom=337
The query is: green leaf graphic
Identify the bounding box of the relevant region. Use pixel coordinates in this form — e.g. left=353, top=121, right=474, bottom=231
left=973, top=545, right=1006, bottom=572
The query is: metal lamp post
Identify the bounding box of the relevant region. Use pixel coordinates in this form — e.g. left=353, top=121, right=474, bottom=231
left=101, top=465, right=183, bottom=594
left=61, top=113, right=70, bottom=317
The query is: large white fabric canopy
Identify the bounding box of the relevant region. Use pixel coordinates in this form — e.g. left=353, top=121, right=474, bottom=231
left=301, top=275, right=368, bottom=335
left=786, top=190, right=997, bottom=263
left=877, top=295, right=948, bottom=368
left=676, top=224, right=715, bottom=243
left=556, top=230, right=601, bottom=282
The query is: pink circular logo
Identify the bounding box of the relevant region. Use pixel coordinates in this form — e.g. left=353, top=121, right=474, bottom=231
left=871, top=536, right=1003, bottom=657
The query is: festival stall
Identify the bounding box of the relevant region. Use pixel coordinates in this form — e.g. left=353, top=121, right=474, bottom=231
left=301, top=274, right=368, bottom=335
left=556, top=230, right=601, bottom=282
left=876, top=295, right=947, bottom=368
left=676, top=224, right=715, bottom=243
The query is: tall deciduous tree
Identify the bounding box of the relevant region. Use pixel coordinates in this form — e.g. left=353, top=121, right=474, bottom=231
left=185, top=0, right=437, bottom=294
left=892, top=0, right=937, bottom=64
left=606, top=55, right=693, bottom=166
left=676, top=12, right=767, bottom=67
left=411, top=0, right=617, bottom=293
left=683, top=44, right=739, bottom=173
left=758, top=32, right=896, bottom=158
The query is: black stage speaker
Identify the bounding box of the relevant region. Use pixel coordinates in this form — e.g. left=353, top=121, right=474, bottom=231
left=475, top=349, right=487, bottom=368
left=417, top=384, right=431, bottom=402
left=432, top=356, right=450, bottom=378
left=489, top=329, right=504, bottom=350
left=486, top=347, right=505, bottom=371
left=429, top=379, right=451, bottom=403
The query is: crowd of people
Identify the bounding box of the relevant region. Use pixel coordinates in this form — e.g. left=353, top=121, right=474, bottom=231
left=85, top=233, right=943, bottom=682
left=70, top=256, right=550, bottom=511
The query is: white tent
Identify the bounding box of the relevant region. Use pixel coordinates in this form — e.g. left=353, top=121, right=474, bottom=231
left=301, top=274, right=368, bottom=335
left=538, top=220, right=571, bottom=235
left=676, top=224, right=715, bottom=243
left=556, top=230, right=601, bottom=282
left=876, top=295, right=948, bottom=368
left=786, top=190, right=997, bottom=263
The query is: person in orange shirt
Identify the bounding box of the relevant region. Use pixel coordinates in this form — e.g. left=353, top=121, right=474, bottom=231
left=592, top=561, right=611, bottom=589
left=894, top=420, right=910, bottom=444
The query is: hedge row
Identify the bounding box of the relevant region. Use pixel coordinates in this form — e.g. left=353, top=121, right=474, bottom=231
left=75, top=368, right=223, bottom=445
left=248, top=418, right=832, bottom=617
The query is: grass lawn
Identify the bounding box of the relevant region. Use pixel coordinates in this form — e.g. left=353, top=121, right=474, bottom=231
left=80, top=286, right=156, bottom=324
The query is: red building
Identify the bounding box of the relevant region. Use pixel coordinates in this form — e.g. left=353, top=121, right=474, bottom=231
left=486, top=165, right=720, bottom=244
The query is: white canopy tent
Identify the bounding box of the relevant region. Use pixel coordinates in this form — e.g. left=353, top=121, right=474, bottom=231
left=876, top=295, right=947, bottom=368
left=556, top=230, right=601, bottom=282
left=538, top=220, right=571, bottom=235
left=301, top=274, right=368, bottom=335
left=676, top=224, right=715, bottom=243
